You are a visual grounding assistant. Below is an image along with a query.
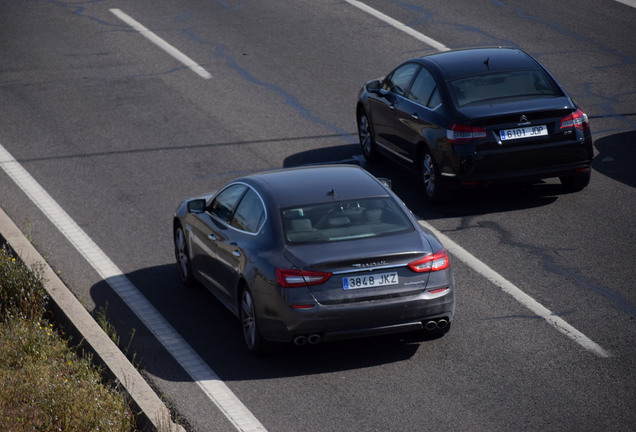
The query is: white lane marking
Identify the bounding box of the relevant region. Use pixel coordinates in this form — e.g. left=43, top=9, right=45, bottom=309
left=0, top=143, right=266, bottom=431
left=418, top=219, right=610, bottom=358
left=110, top=8, right=212, bottom=79
left=615, top=0, right=636, bottom=8
left=344, top=0, right=449, bottom=52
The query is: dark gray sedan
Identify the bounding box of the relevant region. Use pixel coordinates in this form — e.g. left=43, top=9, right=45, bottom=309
left=173, top=165, right=455, bottom=354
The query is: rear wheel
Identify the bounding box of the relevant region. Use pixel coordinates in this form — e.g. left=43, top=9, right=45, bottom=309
left=421, top=151, right=451, bottom=204
left=174, top=224, right=194, bottom=288
left=358, top=110, right=379, bottom=162
left=560, top=169, right=591, bottom=192
left=240, top=288, right=270, bottom=356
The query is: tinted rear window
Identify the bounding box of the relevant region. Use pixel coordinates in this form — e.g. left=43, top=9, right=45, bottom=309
left=450, top=69, right=562, bottom=108
left=282, top=197, right=413, bottom=244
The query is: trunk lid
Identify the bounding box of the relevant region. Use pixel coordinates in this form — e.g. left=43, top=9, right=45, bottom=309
left=282, top=232, right=434, bottom=304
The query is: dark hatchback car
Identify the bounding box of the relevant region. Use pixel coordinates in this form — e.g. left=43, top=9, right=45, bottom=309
left=173, top=165, right=454, bottom=355
left=356, top=47, right=594, bottom=203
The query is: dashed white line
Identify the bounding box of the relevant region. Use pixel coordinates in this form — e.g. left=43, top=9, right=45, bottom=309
left=0, top=143, right=266, bottom=432
left=110, top=8, right=212, bottom=80
left=615, top=0, right=636, bottom=8
left=344, top=0, right=449, bottom=52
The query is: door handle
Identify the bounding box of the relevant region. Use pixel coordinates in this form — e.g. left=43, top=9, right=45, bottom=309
left=208, top=234, right=217, bottom=241
left=229, top=242, right=241, bottom=257
left=411, top=113, right=419, bottom=119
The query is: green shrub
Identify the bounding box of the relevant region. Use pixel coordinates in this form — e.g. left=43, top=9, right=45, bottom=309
left=0, top=245, right=135, bottom=431
left=0, top=246, right=48, bottom=321
left=0, top=316, right=134, bottom=431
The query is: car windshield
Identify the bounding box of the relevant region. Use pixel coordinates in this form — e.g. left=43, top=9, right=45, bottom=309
left=282, top=197, right=413, bottom=244
left=449, top=69, right=562, bottom=108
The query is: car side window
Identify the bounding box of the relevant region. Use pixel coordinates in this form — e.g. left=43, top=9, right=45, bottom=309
left=427, top=87, right=441, bottom=108
left=231, top=188, right=266, bottom=233
left=209, top=184, right=247, bottom=222
left=382, top=63, right=420, bottom=97
left=407, top=67, right=438, bottom=108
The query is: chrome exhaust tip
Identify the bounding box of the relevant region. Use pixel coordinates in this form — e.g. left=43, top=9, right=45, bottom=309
left=307, top=334, right=322, bottom=345
left=425, top=320, right=438, bottom=331
left=436, top=319, right=449, bottom=330
left=293, top=335, right=308, bottom=346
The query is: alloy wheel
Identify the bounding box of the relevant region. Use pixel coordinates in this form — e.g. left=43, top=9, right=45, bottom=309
left=241, top=290, right=257, bottom=350
left=359, top=114, right=372, bottom=156
left=174, top=227, right=190, bottom=284
left=422, top=153, right=436, bottom=198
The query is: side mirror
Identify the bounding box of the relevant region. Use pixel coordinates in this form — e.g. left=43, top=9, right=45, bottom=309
left=187, top=199, right=206, bottom=214
left=378, top=178, right=392, bottom=189
left=366, top=80, right=382, bottom=93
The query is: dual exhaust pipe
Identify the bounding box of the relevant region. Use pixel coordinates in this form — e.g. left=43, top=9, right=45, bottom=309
left=293, top=334, right=322, bottom=346
left=424, top=318, right=449, bottom=331
left=293, top=319, right=449, bottom=345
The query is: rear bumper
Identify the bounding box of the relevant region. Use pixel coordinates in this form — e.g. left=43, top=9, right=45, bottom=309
left=450, top=161, right=592, bottom=186
left=443, top=135, right=594, bottom=186
left=258, top=289, right=455, bottom=343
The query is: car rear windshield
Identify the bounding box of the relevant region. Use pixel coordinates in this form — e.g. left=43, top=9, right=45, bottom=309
left=449, top=69, right=562, bottom=108
left=282, top=197, right=413, bottom=244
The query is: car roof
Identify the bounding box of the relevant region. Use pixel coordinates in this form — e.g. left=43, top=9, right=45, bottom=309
left=241, top=165, right=390, bottom=208
left=417, top=47, right=541, bottom=80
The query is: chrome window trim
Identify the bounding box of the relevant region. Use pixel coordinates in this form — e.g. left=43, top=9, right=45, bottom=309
left=332, top=263, right=408, bottom=275
left=375, top=141, right=414, bottom=163
left=207, top=182, right=267, bottom=236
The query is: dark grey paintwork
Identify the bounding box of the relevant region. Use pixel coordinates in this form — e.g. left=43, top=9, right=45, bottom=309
left=173, top=165, right=454, bottom=354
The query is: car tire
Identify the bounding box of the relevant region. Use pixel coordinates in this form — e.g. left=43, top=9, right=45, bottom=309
left=358, top=110, right=380, bottom=162
left=421, top=151, right=451, bottom=204
left=240, top=288, right=270, bottom=356
left=174, top=224, right=195, bottom=288
left=560, top=169, right=591, bottom=192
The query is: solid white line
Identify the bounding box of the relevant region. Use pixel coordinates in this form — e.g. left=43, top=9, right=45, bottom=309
left=344, top=0, right=449, bottom=52
left=0, top=143, right=266, bottom=431
left=110, top=8, right=212, bottom=79
left=418, top=219, right=610, bottom=358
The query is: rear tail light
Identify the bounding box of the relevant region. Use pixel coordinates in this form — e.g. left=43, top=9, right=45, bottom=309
left=408, top=249, right=450, bottom=273
left=276, top=268, right=332, bottom=288
left=560, top=108, right=589, bottom=130
left=446, top=123, right=487, bottom=146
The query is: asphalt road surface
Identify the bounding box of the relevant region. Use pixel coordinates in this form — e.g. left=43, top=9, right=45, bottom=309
left=1, top=1, right=635, bottom=431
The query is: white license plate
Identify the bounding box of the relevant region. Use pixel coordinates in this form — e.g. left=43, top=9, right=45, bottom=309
left=343, top=272, right=398, bottom=290
left=500, top=125, right=548, bottom=141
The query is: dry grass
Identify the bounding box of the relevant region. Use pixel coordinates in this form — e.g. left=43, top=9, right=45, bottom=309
left=0, top=246, right=135, bottom=431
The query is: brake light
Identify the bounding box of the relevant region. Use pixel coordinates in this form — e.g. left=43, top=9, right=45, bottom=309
left=408, top=249, right=450, bottom=273
left=276, top=268, right=332, bottom=288
left=560, top=108, right=589, bottom=130
left=446, top=123, right=487, bottom=146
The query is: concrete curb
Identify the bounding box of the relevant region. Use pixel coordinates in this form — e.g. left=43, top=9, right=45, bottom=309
left=0, top=207, right=186, bottom=432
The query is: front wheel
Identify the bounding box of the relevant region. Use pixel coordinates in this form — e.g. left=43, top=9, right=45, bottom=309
left=174, top=224, right=194, bottom=288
